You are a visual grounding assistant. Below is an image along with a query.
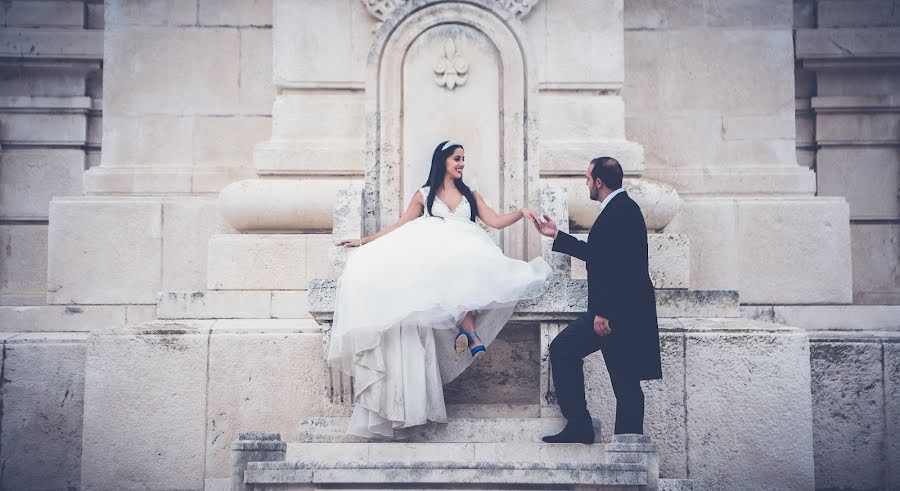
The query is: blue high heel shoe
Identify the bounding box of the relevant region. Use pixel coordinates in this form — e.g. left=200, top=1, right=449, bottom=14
left=454, top=331, right=486, bottom=360
left=455, top=332, right=469, bottom=361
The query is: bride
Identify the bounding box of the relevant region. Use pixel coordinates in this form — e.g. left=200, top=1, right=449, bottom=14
left=327, top=140, right=552, bottom=438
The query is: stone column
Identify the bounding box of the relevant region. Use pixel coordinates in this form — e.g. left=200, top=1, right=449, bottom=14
left=605, top=434, right=659, bottom=491
left=230, top=432, right=286, bottom=491
left=215, top=0, right=372, bottom=235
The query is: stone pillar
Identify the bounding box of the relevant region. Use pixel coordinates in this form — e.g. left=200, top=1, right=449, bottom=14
left=540, top=184, right=571, bottom=278
left=230, top=432, right=286, bottom=491
left=606, top=434, right=659, bottom=491
left=539, top=322, right=564, bottom=417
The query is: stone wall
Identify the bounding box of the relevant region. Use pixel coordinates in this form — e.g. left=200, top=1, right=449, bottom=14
left=85, top=0, right=273, bottom=195
left=794, top=0, right=900, bottom=305
left=622, top=0, right=853, bottom=304
left=0, top=0, right=103, bottom=305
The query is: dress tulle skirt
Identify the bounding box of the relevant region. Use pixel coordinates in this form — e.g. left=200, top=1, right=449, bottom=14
left=326, top=215, right=552, bottom=438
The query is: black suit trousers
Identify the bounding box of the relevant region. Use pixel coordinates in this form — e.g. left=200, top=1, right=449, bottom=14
left=549, top=312, right=645, bottom=434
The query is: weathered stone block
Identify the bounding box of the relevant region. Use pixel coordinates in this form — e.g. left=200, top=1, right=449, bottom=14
left=104, top=0, right=198, bottom=26
left=47, top=198, right=163, bottom=304
left=660, top=29, right=794, bottom=114
left=0, top=333, right=86, bottom=491
left=199, top=0, right=273, bottom=26
left=663, top=198, right=739, bottom=291
left=162, top=198, right=236, bottom=291
left=0, top=305, right=130, bottom=333
left=100, top=115, right=194, bottom=166
left=0, top=224, right=47, bottom=303
left=104, top=28, right=240, bottom=115
left=735, top=198, right=852, bottom=304
left=817, top=111, right=900, bottom=145
left=885, top=341, right=900, bottom=487
left=543, top=0, right=624, bottom=84
left=722, top=114, right=796, bottom=141
left=743, top=305, right=900, bottom=331
left=715, top=139, right=797, bottom=166
left=539, top=93, right=625, bottom=141
left=809, top=339, right=885, bottom=490
left=157, top=290, right=271, bottom=319
left=625, top=115, right=721, bottom=168
left=796, top=27, right=900, bottom=59
left=818, top=0, right=900, bottom=27
left=192, top=116, right=272, bottom=166
left=0, top=110, right=87, bottom=145
left=4, top=1, right=84, bottom=27
left=704, top=0, right=793, bottom=27
left=271, top=290, right=312, bottom=319
left=208, top=234, right=326, bottom=290
left=80, top=321, right=213, bottom=490
left=624, top=0, right=704, bottom=29
left=205, top=326, right=324, bottom=478
left=239, top=27, right=275, bottom=114
left=624, top=30, right=664, bottom=115
left=818, top=146, right=900, bottom=220
left=850, top=222, right=900, bottom=305
left=273, top=0, right=357, bottom=84
left=683, top=320, right=814, bottom=490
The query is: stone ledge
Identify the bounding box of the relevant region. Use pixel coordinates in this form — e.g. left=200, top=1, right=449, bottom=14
left=796, top=27, right=900, bottom=60
left=308, top=278, right=739, bottom=322
left=296, top=417, right=596, bottom=444
left=0, top=28, right=104, bottom=60
left=742, top=305, right=900, bottom=331
left=0, top=305, right=156, bottom=332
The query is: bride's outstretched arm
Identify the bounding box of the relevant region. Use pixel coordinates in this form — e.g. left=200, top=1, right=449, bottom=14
left=336, top=193, right=424, bottom=247
left=473, top=191, right=539, bottom=229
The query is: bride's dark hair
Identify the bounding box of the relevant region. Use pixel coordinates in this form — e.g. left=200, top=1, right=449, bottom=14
left=422, top=141, right=478, bottom=222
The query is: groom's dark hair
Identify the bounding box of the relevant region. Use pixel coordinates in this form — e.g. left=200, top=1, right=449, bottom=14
left=590, top=157, right=623, bottom=190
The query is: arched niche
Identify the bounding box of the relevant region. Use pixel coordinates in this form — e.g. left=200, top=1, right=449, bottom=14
left=363, top=0, right=539, bottom=259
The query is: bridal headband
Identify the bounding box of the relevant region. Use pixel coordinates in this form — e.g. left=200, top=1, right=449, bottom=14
left=442, top=140, right=462, bottom=151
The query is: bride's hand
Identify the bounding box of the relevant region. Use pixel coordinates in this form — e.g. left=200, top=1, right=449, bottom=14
left=335, top=238, right=362, bottom=248
left=521, top=208, right=543, bottom=225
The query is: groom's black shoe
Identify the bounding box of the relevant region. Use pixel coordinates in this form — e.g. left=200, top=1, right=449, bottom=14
left=542, top=420, right=595, bottom=444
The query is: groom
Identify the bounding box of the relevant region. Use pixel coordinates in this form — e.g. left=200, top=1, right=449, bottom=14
left=532, top=157, right=662, bottom=444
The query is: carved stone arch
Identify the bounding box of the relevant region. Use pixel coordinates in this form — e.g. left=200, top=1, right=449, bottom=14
left=363, top=0, right=540, bottom=259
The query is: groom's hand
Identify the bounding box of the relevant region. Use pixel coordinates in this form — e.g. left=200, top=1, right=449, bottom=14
left=593, top=315, right=611, bottom=336
left=533, top=214, right=558, bottom=239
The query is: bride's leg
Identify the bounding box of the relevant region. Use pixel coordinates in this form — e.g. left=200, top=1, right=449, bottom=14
left=457, top=311, right=483, bottom=349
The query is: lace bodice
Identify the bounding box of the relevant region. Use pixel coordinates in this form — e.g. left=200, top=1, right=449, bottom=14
left=419, top=186, right=473, bottom=220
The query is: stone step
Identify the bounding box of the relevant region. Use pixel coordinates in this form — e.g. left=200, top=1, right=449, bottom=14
left=285, top=441, right=611, bottom=465
left=296, top=417, right=597, bottom=444
left=244, top=459, right=647, bottom=489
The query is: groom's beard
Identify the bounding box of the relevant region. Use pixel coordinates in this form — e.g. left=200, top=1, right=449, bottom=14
left=590, top=186, right=600, bottom=201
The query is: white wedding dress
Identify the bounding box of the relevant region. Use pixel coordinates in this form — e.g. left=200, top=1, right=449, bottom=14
left=326, top=186, right=552, bottom=438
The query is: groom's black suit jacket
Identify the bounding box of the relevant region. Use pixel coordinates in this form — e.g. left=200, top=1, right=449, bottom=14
left=552, top=190, right=663, bottom=381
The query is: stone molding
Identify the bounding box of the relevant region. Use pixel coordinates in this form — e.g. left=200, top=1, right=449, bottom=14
left=361, top=0, right=541, bottom=21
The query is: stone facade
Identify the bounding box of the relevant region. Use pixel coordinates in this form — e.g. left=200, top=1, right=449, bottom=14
left=0, top=1, right=897, bottom=490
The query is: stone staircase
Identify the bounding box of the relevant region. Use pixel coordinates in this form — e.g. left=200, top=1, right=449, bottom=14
left=229, top=421, right=693, bottom=491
